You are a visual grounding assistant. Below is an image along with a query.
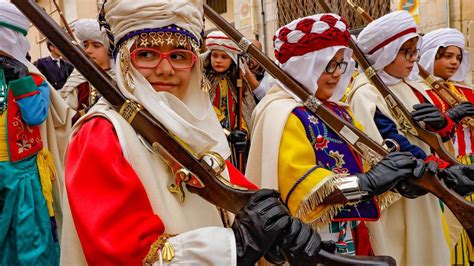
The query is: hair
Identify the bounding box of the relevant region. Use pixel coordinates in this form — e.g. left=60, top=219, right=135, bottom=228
left=435, top=46, right=463, bottom=62
left=203, top=50, right=238, bottom=88
left=46, top=41, right=55, bottom=52
left=400, top=36, right=419, bottom=49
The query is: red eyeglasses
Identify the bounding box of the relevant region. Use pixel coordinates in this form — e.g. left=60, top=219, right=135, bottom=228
left=131, top=48, right=197, bottom=70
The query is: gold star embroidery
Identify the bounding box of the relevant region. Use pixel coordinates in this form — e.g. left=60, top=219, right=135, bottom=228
left=329, top=150, right=345, bottom=168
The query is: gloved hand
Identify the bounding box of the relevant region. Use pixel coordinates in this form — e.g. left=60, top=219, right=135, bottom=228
left=0, top=56, right=29, bottom=84
left=438, top=164, right=474, bottom=197
left=446, top=102, right=474, bottom=124
left=264, top=218, right=335, bottom=265
left=228, top=129, right=248, bottom=153
left=232, top=189, right=291, bottom=266
left=395, top=160, right=434, bottom=198
left=356, top=151, right=418, bottom=198
left=228, top=129, right=247, bottom=145
left=411, top=103, right=447, bottom=130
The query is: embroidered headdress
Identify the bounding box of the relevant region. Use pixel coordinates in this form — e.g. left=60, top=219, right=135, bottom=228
left=102, top=0, right=230, bottom=158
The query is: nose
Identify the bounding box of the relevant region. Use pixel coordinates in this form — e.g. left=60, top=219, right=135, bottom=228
left=85, top=46, right=93, bottom=55
left=154, top=57, right=175, bottom=76
left=332, top=66, right=343, bottom=78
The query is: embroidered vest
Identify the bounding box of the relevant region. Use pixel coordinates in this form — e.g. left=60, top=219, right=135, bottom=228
left=7, top=74, right=44, bottom=162
left=292, top=105, right=379, bottom=221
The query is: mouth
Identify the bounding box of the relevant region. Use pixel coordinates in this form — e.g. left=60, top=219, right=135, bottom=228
left=447, top=67, right=458, bottom=72
left=150, top=82, right=178, bottom=91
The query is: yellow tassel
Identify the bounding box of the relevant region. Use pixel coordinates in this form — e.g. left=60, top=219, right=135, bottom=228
left=36, top=148, right=57, bottom=216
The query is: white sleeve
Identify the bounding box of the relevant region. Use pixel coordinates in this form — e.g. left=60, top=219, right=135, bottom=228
left=158, top=227, right=237, bottom=266
left=253, top=73, right=275, bottom=100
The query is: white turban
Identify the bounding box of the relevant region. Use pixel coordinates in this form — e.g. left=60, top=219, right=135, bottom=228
left=357, top=11, right=419, bottom=84
left=103, top=0, right=230, bottom=158
left=419, top=28, right=470, bottom=82
left=273, top=13, right=355, bottom=101
left=74, top=19, right=104, bottom=46
left=0, top=2, right=30, bottom=66
left=104, top=0, right=203, bottom=48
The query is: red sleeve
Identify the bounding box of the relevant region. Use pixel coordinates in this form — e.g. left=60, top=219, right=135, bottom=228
left=66, top=117, right=165, bottom=265
left=226, top=161, right=259, bottom=190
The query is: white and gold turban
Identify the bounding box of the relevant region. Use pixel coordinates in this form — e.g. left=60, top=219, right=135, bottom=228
left=0, top=2, right=30, bottom=66
left=102, top=0, right=230, bottom=159
left=419, top=28, right=470, bottom=82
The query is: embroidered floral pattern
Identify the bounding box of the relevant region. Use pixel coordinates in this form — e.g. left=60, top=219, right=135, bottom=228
left=314, top=135, right=329, bottom=150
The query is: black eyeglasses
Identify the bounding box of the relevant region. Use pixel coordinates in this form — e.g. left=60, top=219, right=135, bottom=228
left=325, top=60, right=348, bottom=74
left=399, top=48, right=420, bottom=61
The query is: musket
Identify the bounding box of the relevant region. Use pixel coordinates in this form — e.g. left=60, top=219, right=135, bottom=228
left=203, top=2, right=474, bottom=244
left=317, top=0, right=459, bottom=165
left=13, top=1, right=393, bottom=265
left=346, top=0, right=474, bottom=129
left=51, top=0, right=77, bottom=42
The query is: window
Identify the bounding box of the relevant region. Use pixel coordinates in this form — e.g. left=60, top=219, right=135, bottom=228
left=206, top=0, right=227, bottom=14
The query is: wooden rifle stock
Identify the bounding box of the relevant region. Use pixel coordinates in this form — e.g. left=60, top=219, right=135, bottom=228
left=345, top=0, right=474, bottom=129
left=12, top=0, right=254, bottom=215
left=205, top=1, right=474, bottom=244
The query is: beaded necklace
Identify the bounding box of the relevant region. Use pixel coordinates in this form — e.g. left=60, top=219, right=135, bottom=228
left=0, top=68, right=7, bottom=115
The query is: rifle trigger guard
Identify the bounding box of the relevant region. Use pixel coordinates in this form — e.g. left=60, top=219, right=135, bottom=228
left=200, top=151, right=226, bottom=175
left=383, top=138, right=400, bottom=152
left=238, top=38, right=252, bottom=52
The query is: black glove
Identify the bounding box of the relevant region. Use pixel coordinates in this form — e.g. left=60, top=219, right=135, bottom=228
left=357, top=151, right=417, bottom=198
left=264, top=218, right=335, bottom=265
left=411, top=103, right=447, bottom=130
left=228, top=129, right=248, bottom=153
left=0, top=56, right=29, bottom=84
left=446, top=102, right=474, bottom=124
left=438, top=164, right=474, bottom=197
left=232, top=189, right=291, bottom=266
left=395, top=160, right=434, bottom=198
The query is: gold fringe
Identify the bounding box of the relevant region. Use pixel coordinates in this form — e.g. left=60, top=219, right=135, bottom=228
left=376, top=191, right=401, bottom=211
left=294, top=174, right=346, bottom=230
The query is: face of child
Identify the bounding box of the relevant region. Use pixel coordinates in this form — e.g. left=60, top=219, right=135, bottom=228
left=384, top=37, right=419, bottom=79
left=316, top=49, right=346, bottom=101
left=433, top=45, right=462, bottom=80
left=210, top=49, right=232, bottom=73
left=83, top=40, right=110, bottom=70
left=130, top=36, right=196, bottom=100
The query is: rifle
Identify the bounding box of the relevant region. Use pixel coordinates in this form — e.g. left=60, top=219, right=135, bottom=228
left=13, top=1, right=393, bottom=265
left=51, top=0, right=77, bottom=42
left=203, top=2, right=474, bottom=244
left=345, top=0, right=474, bottom=129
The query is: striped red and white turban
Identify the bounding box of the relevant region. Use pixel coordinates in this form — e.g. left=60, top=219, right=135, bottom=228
left=204, top=30, right=243, bottom=70
left=273, top=13, right=354, bottom=101
left=357, top=11, right=419, bottom=84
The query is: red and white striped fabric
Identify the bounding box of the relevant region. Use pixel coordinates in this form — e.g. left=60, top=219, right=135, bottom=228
left=274, top=13, right=350, bottom=64
left=273, top=13, right=354, bottom=101
left=205, top=30, right=242, bottom=67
